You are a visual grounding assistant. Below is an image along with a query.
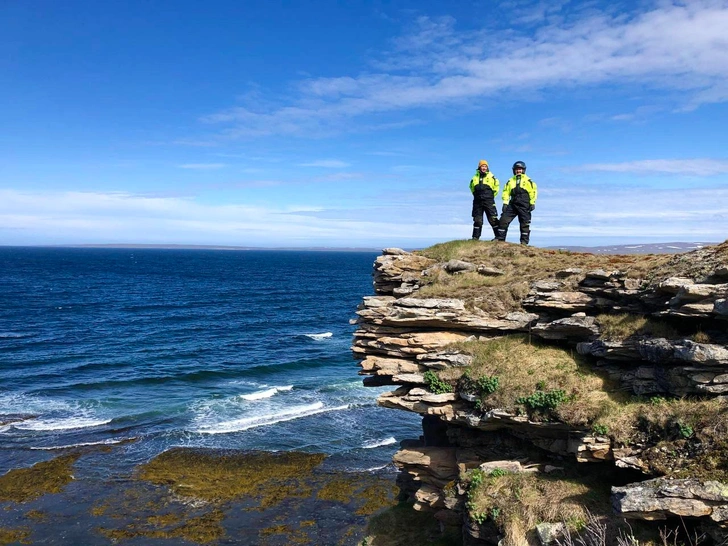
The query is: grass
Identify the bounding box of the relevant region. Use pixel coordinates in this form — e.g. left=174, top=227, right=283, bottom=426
left=412, top=241, right=675, bottom=311
left=450, top=336, right=728, bottom=480
left=450, top=335, right=617, bottom=426
left=596, top=313, right=678, bottom=341
left=599, top=397, right=728, bottom=480
left=465, top=468, right=610, bottom=546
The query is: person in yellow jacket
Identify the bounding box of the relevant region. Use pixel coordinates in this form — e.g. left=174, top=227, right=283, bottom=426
left=469, top=160, right=500, bottom=240
left=495, top=160, right=537, bottom=245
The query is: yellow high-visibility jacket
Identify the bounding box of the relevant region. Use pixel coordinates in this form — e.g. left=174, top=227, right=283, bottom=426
left=502, top=174, right=537, bottom=206
left=469, top=171, right=499, bottom=197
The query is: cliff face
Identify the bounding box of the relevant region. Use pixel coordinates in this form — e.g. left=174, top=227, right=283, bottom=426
left=352, top=242, right=728, bottom=545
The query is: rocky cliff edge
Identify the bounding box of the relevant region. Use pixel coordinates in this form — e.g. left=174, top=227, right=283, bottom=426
left=352, top=240, right=728, bottom=546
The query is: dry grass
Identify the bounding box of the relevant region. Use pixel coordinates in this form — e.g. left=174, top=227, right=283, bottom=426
left=596, top=314, right=678, bottom=341
left=416, top=240, right=728, bottom=304
left=467, top=471, right=609, bottom=546
left=452, top=336, right=728, bottom=480
left=600, top=397, right=728, bottom=480
left=451, top=336, right=617, bottom=426
left=413, top=241, right=674, bottom=308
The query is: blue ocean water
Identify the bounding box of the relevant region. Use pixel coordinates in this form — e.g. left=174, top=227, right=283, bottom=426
left=0, top=248, right=420, bottom=477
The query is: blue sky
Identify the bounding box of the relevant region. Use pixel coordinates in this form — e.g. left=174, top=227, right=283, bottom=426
left=2, top=0, right=727, bottom=248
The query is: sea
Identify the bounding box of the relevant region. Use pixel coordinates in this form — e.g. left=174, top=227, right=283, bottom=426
left=0, top=247, right=422, bottom=543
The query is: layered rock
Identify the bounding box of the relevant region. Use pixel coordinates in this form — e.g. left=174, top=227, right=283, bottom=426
left=353, top=243, right=728, bottom=545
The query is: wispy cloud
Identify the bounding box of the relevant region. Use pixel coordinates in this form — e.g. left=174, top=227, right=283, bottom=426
left=199, top=1, right=728, bottom=138
left=297, top=159, right=351, bottom=168
left=574, top=158, right=728, bottom=175
left=3, top=181, right=727, bottom=247
left=178, top=163, right=227, bottom=170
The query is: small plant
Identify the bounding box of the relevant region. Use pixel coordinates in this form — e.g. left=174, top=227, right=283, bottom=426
left=536, top=380, right=547, bottom=390
left=476, top=375, right=499, bottom=395
left=593, top=423, right=609, bottom=436
left=677, top=421, right=694, bottom=439
left=423, top=370, right=453, bottom=394
left=489, top=506, right=500, bottom=520
left=488, top=468, right=508, bottom=478
left=650, top=395, right=668, bottom=406
left=516, top=389, right=568, bottom=412
left=692, top=330, right=711, bottom=343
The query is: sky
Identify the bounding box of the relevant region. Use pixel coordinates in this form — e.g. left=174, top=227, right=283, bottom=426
left=1, top=0, right=727, bottom=249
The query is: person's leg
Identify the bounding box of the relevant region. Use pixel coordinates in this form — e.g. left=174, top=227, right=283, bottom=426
left=516, top=207, right=532, bottom=245
left=496, top=206, right=517, bottom=241
left=485, top=201, right=500, bottom=238
left=471, top=199, right=484, bottom=240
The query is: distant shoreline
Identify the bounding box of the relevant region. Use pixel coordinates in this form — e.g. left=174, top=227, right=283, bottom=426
left=0, top=241, right=720, bottom=254
left=0, top=244, right=384, bottom=252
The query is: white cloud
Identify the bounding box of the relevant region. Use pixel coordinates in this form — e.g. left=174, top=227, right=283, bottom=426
left=200, top=1, right=728, bottom=137
left=574, top=158, right=728, bottom=175
left=297, top=159, right=351, bottom=168
left=178, top=163, right=227, bottom=169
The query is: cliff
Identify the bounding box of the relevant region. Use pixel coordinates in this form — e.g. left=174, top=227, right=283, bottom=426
left=352, top=240, right=728, bottom=546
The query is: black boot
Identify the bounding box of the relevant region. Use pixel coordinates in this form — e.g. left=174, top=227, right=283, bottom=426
left=520, top=226, right=530, bottom=245
left=472, top=225, right=482, bottom=240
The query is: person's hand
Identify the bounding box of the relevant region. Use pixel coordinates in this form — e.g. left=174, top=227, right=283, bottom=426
left=502, top=204, right=508, bottom=214
left=529, top=204, right=535, bottom=212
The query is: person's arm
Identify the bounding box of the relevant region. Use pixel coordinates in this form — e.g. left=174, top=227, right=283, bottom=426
left=529, top=180, right=537, bottom=209
left=501, top=179, right=511, bottom=211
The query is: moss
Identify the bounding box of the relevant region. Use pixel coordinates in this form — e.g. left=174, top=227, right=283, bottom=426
left=0, top=527, right=31, bottom=545
left=0, top=453, right=80, bottom=503
left=137, top=448, right=326, bottom=503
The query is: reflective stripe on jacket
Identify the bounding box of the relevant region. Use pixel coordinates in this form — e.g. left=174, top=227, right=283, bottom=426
left=469, top=171, right=499, bottom=197
left=502, top=174, right=537, bottom=206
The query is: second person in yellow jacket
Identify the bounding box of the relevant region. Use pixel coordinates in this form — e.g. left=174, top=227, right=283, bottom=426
left=495, top=160, right=537, bottom=245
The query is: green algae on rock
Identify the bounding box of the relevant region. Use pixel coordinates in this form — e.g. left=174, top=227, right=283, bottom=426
left=137, top=448, right=327, bottom=503
left=0, top=453, right=80, bottom=503
left=0, top=527, right=31, bottom=545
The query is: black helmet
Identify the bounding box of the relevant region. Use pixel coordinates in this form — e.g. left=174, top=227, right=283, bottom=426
left=512, top=161, right=526, bottom=174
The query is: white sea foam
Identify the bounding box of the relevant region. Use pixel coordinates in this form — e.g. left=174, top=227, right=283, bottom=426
left=239, top=386, right=293, bottom=401
left=362, top=437, right=396, bottom=449
left=12, top=417, right=112, bottom=431
left=361, top=464, right=390, bottom=472
left=304, top=332, right=333, bottom=340
left=30, top=438, right=130, bottom=450
left=193, top=402, right=349, bottom=434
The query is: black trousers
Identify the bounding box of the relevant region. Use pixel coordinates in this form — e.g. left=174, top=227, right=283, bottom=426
left=496, top=203, right=532, bottom=245
left=471, top=196, right=499, bottom=239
